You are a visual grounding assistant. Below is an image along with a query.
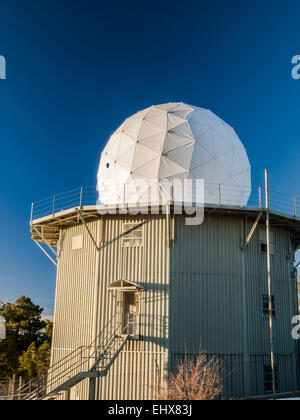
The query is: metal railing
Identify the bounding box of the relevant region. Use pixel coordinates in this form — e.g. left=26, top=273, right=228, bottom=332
left=16, top=313, right=130, bottom=400
left=31, top=186, right=98, bottom=221
left=30, top=183, right=300, bottom=222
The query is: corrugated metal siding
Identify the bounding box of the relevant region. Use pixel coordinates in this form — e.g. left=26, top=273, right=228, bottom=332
left=250, top=354, right=296, bottom=395
left=50, top=210, right=298, bottom=400
left=96, top=215, right=169, bottom=399
left=50, top=214, right=169, bottom=400
left=52, top=222, right=98, bottom=350
left=100, top=351, right=167, bottom=400
left=50, top=222, right=99, bottom=399
left=169, top=213, right=299, bottom=397
left=245, top=221, right=297, bottom=355
left=170, top=214, right=244, bottom=354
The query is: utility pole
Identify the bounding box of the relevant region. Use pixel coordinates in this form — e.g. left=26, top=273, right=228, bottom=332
left=265, top=169, right=276, bottom=394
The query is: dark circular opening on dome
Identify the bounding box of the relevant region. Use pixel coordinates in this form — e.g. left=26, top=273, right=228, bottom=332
left=106, top=163, right=110, bottom=169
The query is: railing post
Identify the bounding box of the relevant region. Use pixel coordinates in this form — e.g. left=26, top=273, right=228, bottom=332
left=171, top=183, right=174, bottom=203
left=10, top=374, right=16, bottom=400
left=79, top=187, right=83, bottom=209
left=123, top=183, right=126, bottom=207
left=293, top=196, right=296, bottom=217
left=258, top=186, right=262, bottom=208
left=18, top=376, right=22, bottom=400
left=219, top=184, right=222, bottom=206
left=30, top=203, right=34, bottom=224
left=37, top=376, right=40, bottom=399
left=52, top=195, right=55, bottom=217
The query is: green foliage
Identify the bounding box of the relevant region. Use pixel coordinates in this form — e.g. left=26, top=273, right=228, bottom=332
left=0, top=296, right=46, bottom=353
left=41, top=320, right=53, bottom=346
left=19, top=341, right=51, bottom=379
left=0, top=296, right=52, bottom=379
left=0, top=335, right=18, bottom=377
left=37, top=341, right=51, bottom=376
left=19, top=342, right=38, bottom=379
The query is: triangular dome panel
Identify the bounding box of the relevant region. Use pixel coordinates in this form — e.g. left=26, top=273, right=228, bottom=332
left=116, top=133, right=136, bottom=159
left=164, top=143, right=194, bottom=170
left=133, top=156, right=161, bottom=179
left=139, top=132, right=166, bottom=153
left=138, top=120, right=164, bottom=140
left=132, top=144, right=160, bottom=171
left=158, top=156, right=187, bottom=179
left=190, top=143, right=214, bottom=169
left=163, top=132, right=194, bottom=152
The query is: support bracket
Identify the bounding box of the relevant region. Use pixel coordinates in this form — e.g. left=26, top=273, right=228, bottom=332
left=244, top=212, right=263, bottom=250
left=76, top=208, right=100, bottom=252
left=33, top=240, right=58, bottom=267
left=32, top=225, right=58, bottom=258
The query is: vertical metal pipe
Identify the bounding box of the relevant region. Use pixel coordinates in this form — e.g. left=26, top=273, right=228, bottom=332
left=88, top=377, right=96, bottom=401
left=166, top=203, right=170, bottom=248
left=89, top=219, right=101, bottom=401
left=241, top=219, right=251, bottom=396
left=92, top=219, right=101, bottom=350
left=30, top=203, right=34, bottom=224
left=79, top=187, right=83, bottom=209
left=293, top=196, right=296, bottom=217
left=18, top=376, right=22, bottom=400
left=265, top=169, right=276, bottom=394
left=219, top=184, right=221, bottom=206
left=52, top=195, right=55, bottom=217
left=259, top=187, right=262, bottom=208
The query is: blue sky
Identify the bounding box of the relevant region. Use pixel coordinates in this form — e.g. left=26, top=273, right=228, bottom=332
left=1, top=0, right=300, bottom=318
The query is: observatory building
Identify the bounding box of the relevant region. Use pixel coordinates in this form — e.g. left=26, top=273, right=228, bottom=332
left=29, top=103, right=300, bottom=400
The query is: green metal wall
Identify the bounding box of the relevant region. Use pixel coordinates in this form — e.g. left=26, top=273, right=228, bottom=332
left=169, top=213, right=299, bottom=398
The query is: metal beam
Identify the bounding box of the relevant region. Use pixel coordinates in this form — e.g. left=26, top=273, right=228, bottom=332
left=88, top=377, right=96, bottom=401
left=76, top=209, right=100, bottom=252
left=33, top=240, right=58, bottom=267
left=244, top=212, right=263, bottom=249
left=32, top=225, right=58, bottom=258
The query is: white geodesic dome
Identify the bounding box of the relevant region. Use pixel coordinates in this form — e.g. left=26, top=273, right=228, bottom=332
left=97, top=102, right=251, bottom=206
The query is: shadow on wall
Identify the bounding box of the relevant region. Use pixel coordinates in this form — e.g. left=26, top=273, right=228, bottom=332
left=137, top=282, right=169, bottom=349
left=138, top=313, right=168, bottom=350
left=140, top=282, right=169, bottom=302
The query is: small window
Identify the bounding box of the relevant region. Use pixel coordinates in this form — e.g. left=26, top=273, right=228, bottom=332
left=72, top=235, right=83, bottom=250
left=264, top=365, right=279, bottom=393
left=122, top=223, right=143, bottom=247
left=263, top=294, right=276, bottom=318
left=261, top=243, right=267, bottom=253
left=259, top=230, right=274, bottom=255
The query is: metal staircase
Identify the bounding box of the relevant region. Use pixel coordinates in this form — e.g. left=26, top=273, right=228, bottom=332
left=16, top=314, right=131, bottom=400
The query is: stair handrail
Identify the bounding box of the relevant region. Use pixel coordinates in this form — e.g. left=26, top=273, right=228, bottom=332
left=16, top=312, right=125, bottom=400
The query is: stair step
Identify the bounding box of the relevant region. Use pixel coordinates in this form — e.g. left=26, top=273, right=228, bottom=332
left=26, top=319, right=130, bottom=400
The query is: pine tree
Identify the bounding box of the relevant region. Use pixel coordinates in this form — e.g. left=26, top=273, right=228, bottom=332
left=19, top=343, right=38, bottom=379
left=0, top=296, right=48, bottom=378
left=37, top=341, right=51, bottom=376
